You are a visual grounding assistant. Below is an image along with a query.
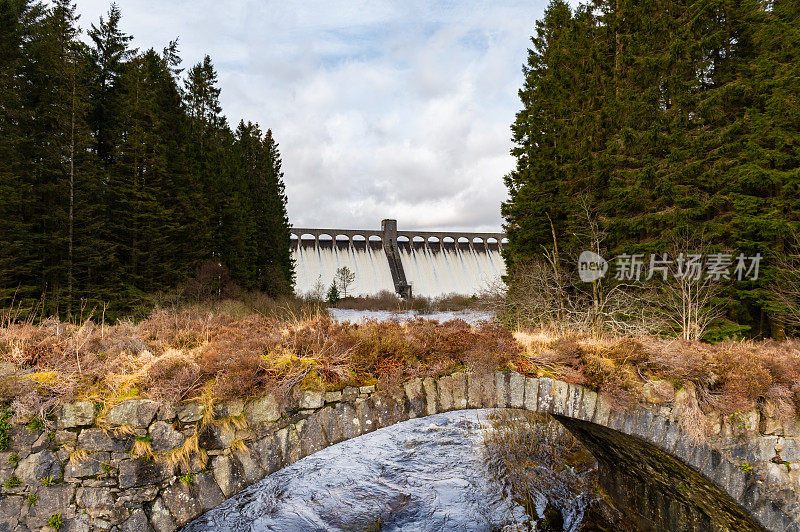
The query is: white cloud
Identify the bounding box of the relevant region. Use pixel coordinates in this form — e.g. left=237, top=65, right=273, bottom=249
left=74, top=0, right=559, bottom=232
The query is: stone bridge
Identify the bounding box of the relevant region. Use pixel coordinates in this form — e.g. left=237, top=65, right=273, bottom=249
left=1, top=371, right=799, bottom=531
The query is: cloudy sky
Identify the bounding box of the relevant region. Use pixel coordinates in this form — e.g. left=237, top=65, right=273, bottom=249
left=74, top=1, right=562, bottom=232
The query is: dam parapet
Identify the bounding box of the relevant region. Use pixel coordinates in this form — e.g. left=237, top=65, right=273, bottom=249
left=290, top=220, right=508, bottom=299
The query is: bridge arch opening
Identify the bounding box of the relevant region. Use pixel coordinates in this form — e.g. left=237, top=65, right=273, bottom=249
left=317, top=233, right=333, bottom=241
left=472, top=237, right=485, bottom=244
left=368, top=235, right=383, bottom=243
left=299, top=233, right=316, bottom=242
left=487, top=237, right=498, bottom=244
left=175, top=374, right=783, bottom=532
left=442, top=236, right=456, bottom=244
left=351, top=234, right=366, bottom=242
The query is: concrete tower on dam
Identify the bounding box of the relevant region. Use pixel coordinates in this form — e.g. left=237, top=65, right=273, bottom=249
left=290, top=220, right=508, bottom=299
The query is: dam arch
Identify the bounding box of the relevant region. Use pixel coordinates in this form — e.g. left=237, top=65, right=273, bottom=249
left=162, top=373, right=799, bottom=531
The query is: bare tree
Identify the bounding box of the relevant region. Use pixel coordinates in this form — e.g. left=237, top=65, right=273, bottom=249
left=335, top=266, right=355, bottom=298
left=659, top=233, right=725, bottom=340
left=771, top=238, right=800, bottom=328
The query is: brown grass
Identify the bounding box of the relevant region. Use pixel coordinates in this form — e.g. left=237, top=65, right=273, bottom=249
left=3, top=302, right=800, bottom=432
left=0, top=307, right=520, bottom=409
left=514, top=331, right=800, bottom=423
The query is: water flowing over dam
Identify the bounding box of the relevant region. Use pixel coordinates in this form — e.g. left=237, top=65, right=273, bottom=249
left=291, top=220, right=507, bottom=298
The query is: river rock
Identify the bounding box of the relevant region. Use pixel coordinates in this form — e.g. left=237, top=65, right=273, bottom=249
left=106, top=399, right=159, bottom=427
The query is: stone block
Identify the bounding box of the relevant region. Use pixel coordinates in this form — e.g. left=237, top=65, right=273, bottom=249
left=59, top=401, right=96, bottom=428
left=78, top=428, right=133, bottom=452
left=403, top=378, right=426, bottom=419
left=211, top=454, right=246, bottom=498
left=194, top=470, right=225, bottom=511
left=252, top=435, right=283, bottom=475
left=467, top=371, right=495, bottom=409
left=16, top=449, right=61, bottom=485
left=232, top=446, right=265, bottom=483
left=509, top=372, right=526, bottom=409
left=551, top=380, right=569, bottom=415
left=335, top=402, right=362, bottom=441
left=162, top=481, right=203, bottom=526
left=451, top=372, right=467, bottom=409
left=148, top=421, right=185, bottom=452
left=631, top=408, right=654, bottom=439
left=359, top=385, right=375, bottom=394
left=65, top=451, right=111, bottom=479
left=118, top=458, right=173, bottom=489
left=177, top=403, right=204, bottom=423
left=341, top=387, right=359, bottom=401
left=747, top=437, right=779, bottom=463
left=116, top=486, right=160, bottom=506
left=564, top=384, right=583, bottom=418
left=537, top=378, right=554, bottom=413
left=522, top=377, right=539, bottom=411
left=148, top=497, right=177, bottom=532
left=325, top=391, right=342, bottom=404
left=781, top=437, right=800, bottom=462
left=658, top=421, right=681, bottom=453
left=592, top=394, right=612, bottom=426
left=244, top=395, right=281, bottom=425
left=299, top=390, right=325, bottom=409
left=299, top=415, right=328, bottom=458
left=120, top=508, right=153, bottom=532
left=436, top=375, right=454, bottom=411
left=213, top=399, right=244, bottom=419
left=198, top=423, right=235, bottom=450
left=355, top=398, right=377, bottom=434
left=107, top=399, right=159, bottom=427
left=494, top=371, right=509, bottom=407
left=26, top=484, right=76, bottom=522
left=578, top=389, right=597, bottom=421
left=317, top=406, right=345, bottom=445
left=422, top=377, right=438, bottom=416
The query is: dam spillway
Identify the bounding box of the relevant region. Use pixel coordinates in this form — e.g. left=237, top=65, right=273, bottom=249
left=291, top=220, right=507, bottom=298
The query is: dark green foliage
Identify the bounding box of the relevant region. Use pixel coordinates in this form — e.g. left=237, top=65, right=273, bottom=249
left=503, top=0, right=800, bottom=337
left=0, top=408, right=12, bottom=451
left=327, top=282, right=340, bottom=306
left=0, top=2, right=293, bottom=319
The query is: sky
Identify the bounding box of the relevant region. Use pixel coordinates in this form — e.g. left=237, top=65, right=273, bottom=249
left=72, top=0, right=564, bottom=232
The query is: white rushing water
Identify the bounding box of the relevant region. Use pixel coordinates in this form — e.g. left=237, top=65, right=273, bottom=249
left=293, top=243, right=396, bottom=297
left=292, top=243, right=506, bottom=298
left=182, top=411, right=533, bottom=531
left=399, top=245, right=505, bottom=298
left=328, top=308, right=495, bottom=325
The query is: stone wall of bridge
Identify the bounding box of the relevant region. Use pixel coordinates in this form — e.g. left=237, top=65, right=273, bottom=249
left=1, top=371, right=798, bottom=531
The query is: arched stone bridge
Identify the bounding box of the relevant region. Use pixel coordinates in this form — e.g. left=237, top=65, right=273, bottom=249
left=1, top=371, right=798, bottom=531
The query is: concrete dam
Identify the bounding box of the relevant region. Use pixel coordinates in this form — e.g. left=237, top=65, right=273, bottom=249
left=291, top=220, right=507, bottom=298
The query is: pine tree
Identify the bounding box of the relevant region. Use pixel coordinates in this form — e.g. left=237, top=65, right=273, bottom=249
left=87, top=2, right=133, bottom=165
